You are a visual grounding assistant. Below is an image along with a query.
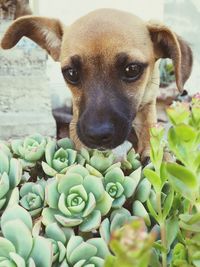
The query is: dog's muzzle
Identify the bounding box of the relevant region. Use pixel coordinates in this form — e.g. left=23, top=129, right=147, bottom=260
left=77, top=110, right=133, bottom=150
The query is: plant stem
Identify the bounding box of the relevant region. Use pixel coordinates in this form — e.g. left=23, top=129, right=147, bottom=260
left=157, top=192, right=167, bottom=267
left=160, top=222, right=167, bottom=267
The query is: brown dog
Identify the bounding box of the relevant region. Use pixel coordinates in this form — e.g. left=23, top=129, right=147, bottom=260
left=1, top=9, right=193, bottom=161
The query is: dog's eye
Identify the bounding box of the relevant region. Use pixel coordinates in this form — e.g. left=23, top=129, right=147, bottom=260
left=123, top=63, right=143, bottom=81
left=62, top=68, right=80, bottom=84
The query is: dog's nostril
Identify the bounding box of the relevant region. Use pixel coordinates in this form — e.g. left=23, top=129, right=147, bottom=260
left=102, top=134, right=111, bottom=142
left=86, top=123, right=114, bottom=145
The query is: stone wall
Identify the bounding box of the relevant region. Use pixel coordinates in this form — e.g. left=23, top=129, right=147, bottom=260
left=0, top=20, right=56, bottom=139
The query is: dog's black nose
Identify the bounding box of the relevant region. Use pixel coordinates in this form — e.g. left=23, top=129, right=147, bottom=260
left=85, top=122, right=114, bottom=146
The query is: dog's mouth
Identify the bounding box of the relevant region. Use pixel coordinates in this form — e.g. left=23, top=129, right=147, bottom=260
left=76, top=119, right=132, bottom=150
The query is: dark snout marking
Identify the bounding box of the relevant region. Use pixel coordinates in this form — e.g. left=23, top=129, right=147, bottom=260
left=84, top=121, right=115, bottom=147
left=77, top=76, right=135, bottom=149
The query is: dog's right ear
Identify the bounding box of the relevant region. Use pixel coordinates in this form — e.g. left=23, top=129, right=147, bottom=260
left=147, top=21, right=193, bottom=93
left=1, top=16, right=64, bottom=61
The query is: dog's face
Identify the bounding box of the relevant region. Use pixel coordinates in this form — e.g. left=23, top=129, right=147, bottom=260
left=1, top=9, right=192, bottom=150
left=60, top=10, right=155, bottom=149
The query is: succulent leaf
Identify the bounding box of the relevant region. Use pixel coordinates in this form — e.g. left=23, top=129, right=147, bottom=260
left=2, top=219, right=33, bottom=260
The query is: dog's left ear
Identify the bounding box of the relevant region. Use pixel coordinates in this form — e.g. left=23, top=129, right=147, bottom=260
left=147, top=22, right=193, bottom=92
left=1, top=15, right=64, bottom=61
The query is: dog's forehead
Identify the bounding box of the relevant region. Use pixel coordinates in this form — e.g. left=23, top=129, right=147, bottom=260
left=60, top=9, right=153, bottom=62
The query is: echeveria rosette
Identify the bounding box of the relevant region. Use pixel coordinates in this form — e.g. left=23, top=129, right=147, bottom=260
left=0, top=205, right=53, bottom=267
left=44, top=223, right=74, bottom=266
left=19, top=179, right=46, bottom=217
left=103, top=166, right=142, bottom=209
left=0, top=150, right=22, bottom=210
left=63, top=236, right=110, bottom=267
left=42, top=138, right=77, bottom=177
left=42, top=165, right=113, bottom=232
left=100, top=208, right=136, bottom=244
left=80, top=148, right=116, bottom=175
left=11, top=134, right=47, bottom=168
left=121, top=148, right=141, bottom=171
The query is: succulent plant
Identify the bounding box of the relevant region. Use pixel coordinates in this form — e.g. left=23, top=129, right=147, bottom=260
left=42, top=138, right=77, bottom=177
left=134, top=177, right=151, bottom=203
left=132, top=200, right=151, bottom=226
left=42, top=165, right=113, bottom=232
left=44, top=222, right=74, bottom=266
left=11, top=134, right=47, bottom=168
left=0, top=149, right=22, bottom=210
left=186, top=234, right=200, bottom=267
left=0, top=140, right=12, bottom=157
left=121, top=148, right=141, bottom=171
left=167, top=101, right=190, bottom=125
left=19, top=179, right=46, bottom=216
left=102, top=166, right=142, bottom=208
left=0, top=204, right=53, bottom=267
left=100, top=208, right=136, bottom=243
left=171, top=243, right=190, bottom=267
left=80, top=148, right=116, bottom=174
left=64, top=236, right=110, bottom=266
left=105, top=219, right=155, bottom=267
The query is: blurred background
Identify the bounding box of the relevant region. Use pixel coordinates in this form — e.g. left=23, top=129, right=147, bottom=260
left=0, top=0, right=199, bottom=140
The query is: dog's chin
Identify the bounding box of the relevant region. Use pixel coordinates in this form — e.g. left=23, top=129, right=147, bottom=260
left=76, top=120, right=132, bottom=151
left=78, top=135, right=127, bottom=151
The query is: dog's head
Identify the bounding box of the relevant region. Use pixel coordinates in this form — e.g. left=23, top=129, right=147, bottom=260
left=1, top=9, right=192, bottom=149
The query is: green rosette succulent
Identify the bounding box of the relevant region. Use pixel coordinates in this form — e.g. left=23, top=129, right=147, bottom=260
left=11, top=134, right=47, bottom=168
left=44, top=223, right=74, bottom=266
left=103, top=166, right=142, bottom=208
left=42, top=165, right=113, bottom=232
left=0, top=205, right=53, bottom=267
left=63, top=236, right=110, bottom=267
left=0, top=149, right=22, bottom=210
left=100, top=208, right=136, bottom=243
left=121, top=148, right=141, bottom=171
left=19, top=179, right=46, bottom=216
left=42, top=138, right=77, bottom=177
left=80, top=148, right=116, bottom=174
